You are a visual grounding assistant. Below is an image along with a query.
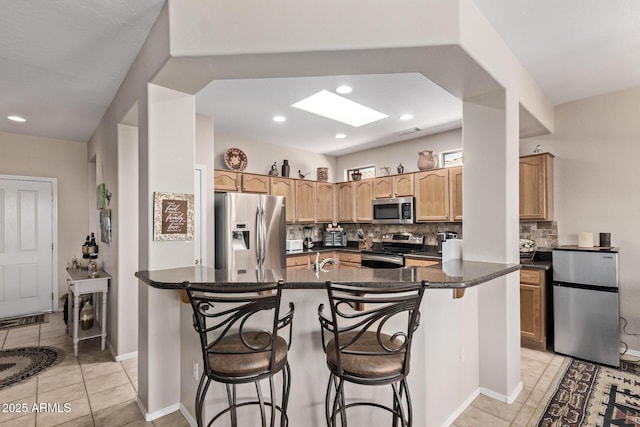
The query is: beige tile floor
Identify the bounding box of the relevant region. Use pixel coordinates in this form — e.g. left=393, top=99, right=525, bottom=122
left=1, top=312, right=573, bottom=426
left=0, top=312, right=188, bottom=427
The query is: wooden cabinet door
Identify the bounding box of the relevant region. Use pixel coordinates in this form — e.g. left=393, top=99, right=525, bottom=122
left=242, top=174, right=269, bottom=193
left=415, top=169, right=450, bottom=221
left=214, top=170, right=239, bottom=192
left=449, top=166, right=463, bottom=221
left=404, top=258, right=439, bottom=267
left=295, top=180, right=316, bottom=223
left=520, top=283, right=542, bottom=342
left=374, top=177, right=393, bottom=198
left=270, top=177, right=295, bottom=223
left=520, top=153, right=554, bottom=220
left=393, top=174, right=414, bottom=197
left=286, top=254, right=310, bottom=270
left=316, top=182, right=334, bottom=223
left=520, top=268, right=546, bottom=349
left=355, top=179, right=374, bottom=222
left=336, top=182, right=355, bottom=223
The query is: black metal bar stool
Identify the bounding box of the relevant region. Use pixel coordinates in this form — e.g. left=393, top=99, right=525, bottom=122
left=317, top=281, right=427, bottom=427
left=185, top=281, right=294, bottom=427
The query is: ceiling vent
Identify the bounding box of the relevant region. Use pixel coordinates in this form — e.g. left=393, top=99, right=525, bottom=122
left=396, top=127, right=422, bottom=136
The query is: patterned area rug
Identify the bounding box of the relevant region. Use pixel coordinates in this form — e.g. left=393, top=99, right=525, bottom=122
left=0, top=313, right=48, bottom=330
left=536, top=358, right=640, bottom=426
left=0, top=347, right=65, bottom=390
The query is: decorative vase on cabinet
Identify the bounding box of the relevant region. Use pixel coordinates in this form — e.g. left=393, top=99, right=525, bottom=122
left=417, top=151, right=437, bottom=170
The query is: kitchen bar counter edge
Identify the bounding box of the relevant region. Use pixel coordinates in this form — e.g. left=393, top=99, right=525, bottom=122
left=135, top=260, right=521, bottom=291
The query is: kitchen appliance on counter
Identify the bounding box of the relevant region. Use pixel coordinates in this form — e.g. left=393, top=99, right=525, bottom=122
left=323, top=230, right=347, bottom=247
left=215, top=193, right=286, bottom=270
left=286, top=239, right=304, bottom=253
left=303, top=226, right=314, bottom=250
left=553, top=246, right=620, bottom=367
left=437, top=231, right=458, bottom=254
left=372, top=197, right=414, bottom=224
left=361, top=232, right=424, bottom=268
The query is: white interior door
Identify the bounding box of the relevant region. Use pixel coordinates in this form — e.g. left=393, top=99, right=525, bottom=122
left=0, top=177, right=54, bottom=318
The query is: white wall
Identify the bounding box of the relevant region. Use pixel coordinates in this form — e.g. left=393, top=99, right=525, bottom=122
left=0, top=131, right=88, bottom=303
left=336, top=128, right=462, bottom=180
left=520, top=85, right=640, bottom=353
left=195, top=114, right=216, bottom=267
left=214, top=131, right=337, bottom=181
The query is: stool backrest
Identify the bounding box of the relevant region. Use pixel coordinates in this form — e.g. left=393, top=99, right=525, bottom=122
left=319, top=282, right=426, bottom=380
left=185, top=282, right=292, bottom=377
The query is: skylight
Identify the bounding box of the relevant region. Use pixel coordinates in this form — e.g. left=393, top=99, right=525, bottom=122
left=291, top=90, right=387, bottom=127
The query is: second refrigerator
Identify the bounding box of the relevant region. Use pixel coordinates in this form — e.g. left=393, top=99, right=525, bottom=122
left=214, top=192, right=286, bottom=271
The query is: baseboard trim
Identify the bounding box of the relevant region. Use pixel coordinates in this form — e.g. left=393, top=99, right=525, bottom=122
left=136, top=398, right=180, bottom=422
left=180, top=403, right=197, bottom=427
left=439, top=387, right=480, bottom=427
left=621, top=347, right=640, bottom=358
left=480, top=380, right=523, bottom=404
left=114, top=351, right=138, bottom=362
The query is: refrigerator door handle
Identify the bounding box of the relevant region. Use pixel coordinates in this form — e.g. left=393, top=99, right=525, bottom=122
left=256, top=206, right=262, bottom=268
left=260, top=204, right=267, bottom=267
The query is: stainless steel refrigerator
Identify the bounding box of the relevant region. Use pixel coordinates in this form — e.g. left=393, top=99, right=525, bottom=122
left=214, top=193, right=286, bottom=271
left=553, top=247, right=619, bottom=367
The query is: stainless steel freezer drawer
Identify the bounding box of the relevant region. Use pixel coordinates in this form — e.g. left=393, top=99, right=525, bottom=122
left=553, top=249, right=618, bottom=287
left=553, top=283, right=619, bottom=367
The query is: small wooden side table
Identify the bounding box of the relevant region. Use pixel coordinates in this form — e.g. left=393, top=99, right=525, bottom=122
left=66, top=269, right=110, bottom=357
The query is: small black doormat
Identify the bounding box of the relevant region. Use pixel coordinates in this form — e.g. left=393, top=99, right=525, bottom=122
left=0, top=313, right=48, bottom=330
left=0, top=347, right=65, bottom=390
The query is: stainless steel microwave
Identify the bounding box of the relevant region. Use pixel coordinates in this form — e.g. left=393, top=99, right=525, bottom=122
left=372, top=197, right=415, bottom=224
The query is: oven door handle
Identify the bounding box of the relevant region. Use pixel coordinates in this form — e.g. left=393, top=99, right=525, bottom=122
left=361, top=253, right=404, bottom=266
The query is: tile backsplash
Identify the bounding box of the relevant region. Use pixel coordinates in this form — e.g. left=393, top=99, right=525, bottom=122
left=287, top=223, right=462, bottom=245
left=520, top=221, right=558, bottom=249
left=287, top=220, right=558, bottom=249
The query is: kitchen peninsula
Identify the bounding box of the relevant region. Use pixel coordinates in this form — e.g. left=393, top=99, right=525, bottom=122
left=136, top=261, right=520, bottom=427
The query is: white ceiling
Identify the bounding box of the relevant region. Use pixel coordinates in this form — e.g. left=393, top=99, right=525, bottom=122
left=1, top=0, right=639, bottom=153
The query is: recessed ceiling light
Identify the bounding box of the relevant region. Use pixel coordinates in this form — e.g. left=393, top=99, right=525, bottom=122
left=272, top=115, right=286, bottom=122
left=335, top=133, right=347, bottom=139
left=7, top=115, right=26, bottom=122
left=336, top=85, right=352, bottom=94
left=292, top=90, right=387, bottom=127
left=400, top=114, right=414, bottom=121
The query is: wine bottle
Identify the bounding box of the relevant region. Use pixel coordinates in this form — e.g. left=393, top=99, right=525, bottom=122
left=82, top=235, right=90, bottom=259
left=89, top=233, right=98, bottom=257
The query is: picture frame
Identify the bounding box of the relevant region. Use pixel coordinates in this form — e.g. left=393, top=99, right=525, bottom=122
left=97, top=183, right=106, bottom=209
left=153, top=192, right=194, bottom=241
left=440, top=149, right=463, bottom=168
left=99, top=209, right=112, bottom=245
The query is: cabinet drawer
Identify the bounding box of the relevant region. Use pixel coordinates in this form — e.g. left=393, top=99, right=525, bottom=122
left=286, top=255, right=310, bottom=268
left=338, top=252, right=361, bottom=264
left=520, top=268, right=542, bottom=285
left=404, top=258, right=439, bottom=267
left=317, top=252, right=336, bottom=262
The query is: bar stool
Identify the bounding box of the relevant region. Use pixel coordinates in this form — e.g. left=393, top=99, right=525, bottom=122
left=317, top=281, right=427, bottom=426
left=185, top=281, right=294, bottom=427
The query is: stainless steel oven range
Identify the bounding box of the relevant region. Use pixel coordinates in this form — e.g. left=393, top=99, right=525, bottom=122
left=361, top=232, right=424, bottom=268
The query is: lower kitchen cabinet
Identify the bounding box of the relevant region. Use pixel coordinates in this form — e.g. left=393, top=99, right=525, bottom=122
left=404, top=257, right=439, bottom=267
left=520, top=267, right=551, bottom=350
left=286, top=254, right=310, bottom=270
left=337, top=251, right=361, bottom=269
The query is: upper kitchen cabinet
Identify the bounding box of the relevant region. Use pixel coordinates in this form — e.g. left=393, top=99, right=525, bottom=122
left=355, top=179, right=374, bottom=222
left=214, top=170, right=240, bottom=192
left=336, top=182, right=355, bottom=222
left=394, top=174, right=414, bottom=197
left=241, top=173, right=269, bottom=193
left=316, top=182, right=334, bottom=223
left=374, top=174, right=414, bottom=199
left=374, top=176, right=393, bottom=198
left=270, top=177, right=296, bottom=223
left=449, top=166, right=463, bottom=221
left=295, top=180, right=316, bottom=223
left=520, top=153, right=554, bottom=220
left=415, top=168, right=450, bottom=221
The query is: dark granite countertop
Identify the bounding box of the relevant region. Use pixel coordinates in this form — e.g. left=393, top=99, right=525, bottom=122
left=404, top=251, right=442, bottom=260
left=286, top=247, right=360, bottom=256
left=519, top=259, right=552, bottom=270
left=135, top=260, right=520, bottom=291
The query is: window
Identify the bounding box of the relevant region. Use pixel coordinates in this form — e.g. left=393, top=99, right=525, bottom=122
left=440, top=149, right=463, bottom=168
left=346, top=165, right=375, bottom=181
